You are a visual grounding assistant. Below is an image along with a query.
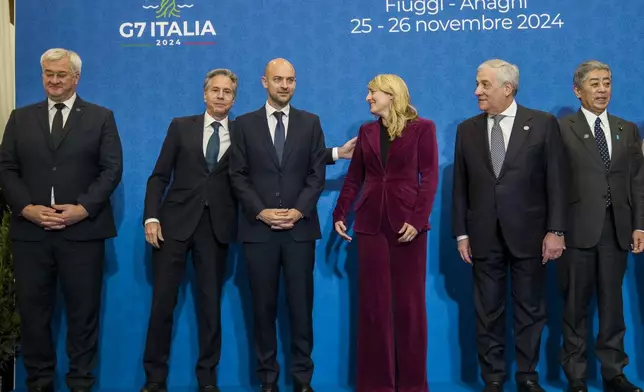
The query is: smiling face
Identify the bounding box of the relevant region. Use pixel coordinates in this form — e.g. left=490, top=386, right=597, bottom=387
left=42, top=57, right=79, bottom=102
left=366, top=88, right=393, bottom=119
left=575, top=69, right=611, bottom=115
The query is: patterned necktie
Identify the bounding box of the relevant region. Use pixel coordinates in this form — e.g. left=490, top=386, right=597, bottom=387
left=51, top=103, right=66, bottom=145
left=594, top=117, right=612, bottom=206
left=273, top=111, right=285, bottom=164
left=205, top=122, right=221, bottom=172
left=489, top=114, right=506, bottom=178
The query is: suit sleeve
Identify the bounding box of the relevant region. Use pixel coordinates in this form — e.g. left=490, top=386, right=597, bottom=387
left=0, top=110, right=33, bottom=213
left=294, top=117, right=326, bottom=217
left=143, top=119, right=180, bottom=223
left=76, top=110, right=123, bottom=219
left=229, top=119, right=267, bottom=221
left=409, top=121, right=439, bottom=232
left=332, top=126, right=365, bottom=223
left=324, top=147, right=335, bottom=165
left=628, top=122, right=644, bottom=230
left=545, top=114, right=566, bottom=232
left=451, top=123, right=468, bottom=238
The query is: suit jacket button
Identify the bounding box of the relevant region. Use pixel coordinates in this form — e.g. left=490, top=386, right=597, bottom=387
left=52, top=167, right=56, bottom=171
left=275, top=192, right=280, bottom=197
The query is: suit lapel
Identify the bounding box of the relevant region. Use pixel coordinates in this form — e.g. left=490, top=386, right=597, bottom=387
left=473, top=113, right=494, bottom=177
left=569, top=110, right=605, bottom=169
left=211, top=120, right=233, bottom=175
left=498, top=105, right=531, bottom=179
left=257, top=107, right=280, bottom=168
left=608, top=114, right=624, bottom=170
left=36, top=100, right=54, bottom=150
left=193, top=116, right=209, bottom=172
left=363, top=121, right=384, bottom=173
left=53, top=97, right=86, bottom=149
left=280, top=107, right=300, bottom=168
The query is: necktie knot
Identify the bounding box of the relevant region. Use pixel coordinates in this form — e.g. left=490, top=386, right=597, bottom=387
left=492, top=114, right=505, bottom=125
left=54, top=103, right=65, bottom=111
left=212, top=121, right=221, bottom=131
left=273, top=111, right=283, bottom=121
left=594, top=117, right=602, bottom=129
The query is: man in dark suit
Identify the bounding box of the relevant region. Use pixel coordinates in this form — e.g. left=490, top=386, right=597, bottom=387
left=557, top=60, right=644, bottom=392
left=229, top=58, right=326, bottom=392
left=140, top=68, right=239, bottom=392
left=140, top=68, right=352, bottom=392
left=0, top=48, right=123, bottom=392
left=452, top=59, right=566, bottom=392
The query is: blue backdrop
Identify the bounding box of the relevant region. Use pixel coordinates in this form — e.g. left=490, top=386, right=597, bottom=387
left=13, top=1, right=644, bottom=391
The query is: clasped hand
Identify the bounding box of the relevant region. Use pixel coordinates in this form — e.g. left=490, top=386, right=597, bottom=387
left=259, top=208, right=303, bottom=230
left=21, top=204, right=89, bottom=230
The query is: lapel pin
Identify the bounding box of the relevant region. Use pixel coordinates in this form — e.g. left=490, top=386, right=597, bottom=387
left=523, top=126, right=530, bottom=131
left=616, top=135, right=620, bottom=140
left=76, top=108, right=81, bottom=112
left=584, top=134, right=589, bottom=139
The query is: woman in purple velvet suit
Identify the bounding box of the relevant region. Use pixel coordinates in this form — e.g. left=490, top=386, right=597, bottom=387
left=333, top=74, right=439, bottom=392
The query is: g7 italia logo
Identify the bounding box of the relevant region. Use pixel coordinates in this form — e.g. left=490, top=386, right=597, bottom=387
left=119, top=0, right=217, bottom=47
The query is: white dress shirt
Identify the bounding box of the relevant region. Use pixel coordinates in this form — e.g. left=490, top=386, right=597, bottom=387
left=487, top=99, right=517, bottom=150
left=580, top=106, right=612, bottom=158
left=265, top=101, right=291, bottom=141
left=145, top=112, right=231, bottom=226
left=264, top=101, right=338, bottom=160
left=203, top=112, right=231, bottom=162
left=48, top=93, right=77, bottom=205
left=457, top=100, right=517, bottom=242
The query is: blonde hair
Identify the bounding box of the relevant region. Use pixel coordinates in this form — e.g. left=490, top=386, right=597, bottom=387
left=368, top=74, right=418, bottom=140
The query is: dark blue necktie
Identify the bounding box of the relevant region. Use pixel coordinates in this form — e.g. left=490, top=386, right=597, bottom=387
left=273, top=111, right=285, bottom=163
left=594, top=117, right=611, bottom=206
left=205, top=122, right=221, bottom=172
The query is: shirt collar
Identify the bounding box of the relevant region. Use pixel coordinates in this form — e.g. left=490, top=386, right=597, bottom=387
left=265, top=101, right=290, bottom=118
left=48, top=93, right=77, bottom=111
left=488, top=99, right=517, bottom=119
left=580, top=105, right=609, bottom=129
left=204, top=112, right=228, bottom=132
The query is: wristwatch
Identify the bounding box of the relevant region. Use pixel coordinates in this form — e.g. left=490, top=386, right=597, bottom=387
left=548, top=230, right=564, bottom=236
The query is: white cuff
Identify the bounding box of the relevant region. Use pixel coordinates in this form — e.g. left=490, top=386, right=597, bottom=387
left=332, top=147, right=339, bottom=161
left=144, top=218, right=160, bottom=225
left=456, top=235, right=469, bottom=241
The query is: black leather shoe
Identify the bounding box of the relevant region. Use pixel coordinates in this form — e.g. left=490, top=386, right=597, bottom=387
left=141, top=382, right=168, bottom=392
left=483, top=381, right=503, bottom=392
left=200, top=386, right=220, bottom=392
left=567, top=379, right=588, bottom=392
left=261, top=383, right=279, bottom=392
left=604, top=375, right=643, bottom=392
left=293, top=384, right=314, bottom=392
left=518, top=380, right=545, bottom=392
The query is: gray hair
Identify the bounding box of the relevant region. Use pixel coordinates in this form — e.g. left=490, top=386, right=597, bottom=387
left=573, top=60, right=611, bottom=89
left=40, top=48, right=82, bottom=75
left=478, top=59, right=520, bottom=96
left=203, top=68, right=238, bottom=97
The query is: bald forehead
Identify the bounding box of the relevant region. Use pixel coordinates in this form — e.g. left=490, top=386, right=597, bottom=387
left=265, top=59, right=295, bottom=77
